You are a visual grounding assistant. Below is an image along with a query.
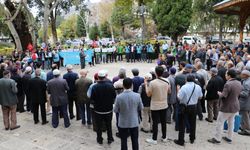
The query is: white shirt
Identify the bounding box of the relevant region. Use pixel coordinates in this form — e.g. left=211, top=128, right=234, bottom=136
left=178, top=82, right=203, bottom=105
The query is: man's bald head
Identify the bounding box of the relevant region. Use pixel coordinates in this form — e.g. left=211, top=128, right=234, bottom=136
left=80, top=69, right=88, bottom=77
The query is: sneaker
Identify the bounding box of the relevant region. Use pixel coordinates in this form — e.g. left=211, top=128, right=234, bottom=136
left=146, top=138, right=157, bottom=145
left=222, top=137, right=232, bottom=144
left=207, top=138, right=221, bottom=144
left=161, top=138, right=167, bottom=143
left=238, top=130, right=250, bottom=136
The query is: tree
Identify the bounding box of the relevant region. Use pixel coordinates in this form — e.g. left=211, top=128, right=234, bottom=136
left=152, top=0, right=192, bottom=41
left=111, top=0, right=134, bottom=39
left=89, top=23, right=100, bottom=40
left=76, top=11, right=86, bottom=38
left=100, top=21, right=111, bottom=38
left=1, top=0, right=34, bottom=51
left=59, top=15, right=77, bottom=40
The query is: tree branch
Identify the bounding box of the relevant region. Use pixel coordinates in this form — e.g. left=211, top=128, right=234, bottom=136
left=9, top=0, right=24, bottom=22
left=49, top=0, right=63, bottom=13
left=35, top=0, right=45, bottom=7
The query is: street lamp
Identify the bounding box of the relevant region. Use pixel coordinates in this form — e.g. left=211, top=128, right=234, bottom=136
left=134, top=4, right=150, bottom=43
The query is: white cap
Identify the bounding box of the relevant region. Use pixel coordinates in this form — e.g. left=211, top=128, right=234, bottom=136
left=144, top=73, right=152, bottom=80
left=53, top=69, right=61, bottom=76
left=98, top=70, right=107, bottom=77
left=25, top=66, right=32, bottom=72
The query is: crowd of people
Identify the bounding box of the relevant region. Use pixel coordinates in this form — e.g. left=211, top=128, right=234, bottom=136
left=0, top=40, right=250, bottom=150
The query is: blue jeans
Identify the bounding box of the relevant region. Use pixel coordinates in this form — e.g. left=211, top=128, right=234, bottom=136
left=78, top=102, right=92, bottom=125
left=119, top=127, right=139, bottom=150
left=52, top=105, right=70, bottom=128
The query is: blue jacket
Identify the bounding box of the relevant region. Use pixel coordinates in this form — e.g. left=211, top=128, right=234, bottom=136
left=132, top=76, right=144, bottom=93
left=63, top=71, right=79, bottom=96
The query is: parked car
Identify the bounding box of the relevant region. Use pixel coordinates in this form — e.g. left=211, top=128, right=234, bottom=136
left=182, top=36, right=197, bottom=45
left=243, top=37, right=250, bottom=43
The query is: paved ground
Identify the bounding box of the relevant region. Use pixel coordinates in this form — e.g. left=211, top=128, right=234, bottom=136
left=0, top=62, right=250, bottom=150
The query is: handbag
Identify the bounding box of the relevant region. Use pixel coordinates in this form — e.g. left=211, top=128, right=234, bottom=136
left=179, top=84, right=196, bottom=114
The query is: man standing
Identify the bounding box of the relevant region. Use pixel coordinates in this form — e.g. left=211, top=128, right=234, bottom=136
left=47, top=69, right=70, bottom=128
left=114, top=78, right=143, bottom=150
left=91, top=70, right=116, bottom=144
left=238, top=70, right=250, bottom=135
left=205, top=68, right=224, bottom=123
left=79, top=48, right=86, bottom=69
left=131, top=68, right=144, bottom=93
left=174, top=74, right=203, bottom=146
left=28, top=69, right=48, bottom=125
left=22, top=67, right=32, bottom=112
left=145, top=66, right=171, bottom=145
left=11, top=68, right=25, bottom=113
left=208, top=69, right=242, bottom=144
left=167, top=67, right=177, bottom=123
left=63, top=65, right=80, bottom=120
left=0, top=70, right=20, bottom=130
left=75, top=69, right=93, bottom=126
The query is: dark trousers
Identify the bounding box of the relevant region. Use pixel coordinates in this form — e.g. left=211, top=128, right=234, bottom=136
left=126, top=53, right=130, bottom=62
left=118, top=54, right=123, bottom=61
left=201, top=89, right=206, bottom=113
left=52, top=105, right=70, bottom=128
left=25, top=94, right=32, bottom=112
left=68, top=95, right=80, bottom=119
left=80, top=60, right=85, bottom=69
left=175, top=103, right=190, bottom=131
left=197, top=100, right=203, bottom=120
left=178, top=105, right=197, bottom=144
left=17, top=94, right=25, bottom=112
left=79, top=102, right=91, bottom=125
left=167, top=103, right=177, bottom=123
left=151, top=109, right=167, bottom=140
left=33, top=103, right=47, bottom=123
left=119, top=127, right=139, bottom=150
left=95, top=112, right=113, bottom=142
left=130, top=52, right=136, bottom=63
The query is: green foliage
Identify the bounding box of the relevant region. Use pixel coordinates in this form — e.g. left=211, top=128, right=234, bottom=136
left=152, top=0, right=193, bottom=41
left=111, top=0, right=134, bottom=29
left=100, top=21, right=111, bottom=38
left=76, top=9, right=86, bottom=38
left=59, top=15, right=77, bottom=40
left=89, top=23, right=100, bottom=40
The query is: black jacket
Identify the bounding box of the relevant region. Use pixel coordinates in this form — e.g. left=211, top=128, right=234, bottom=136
left=11, top=73, right=24, bottom=96
left=218, top=67, right=227, bottom=85
left=206, top=75, right=224, bottom=100
left=140, top=83, right=151, bottom=107
left=91, top=80, right=116, bottom=113
left=28, top=77, right=47, bottom=104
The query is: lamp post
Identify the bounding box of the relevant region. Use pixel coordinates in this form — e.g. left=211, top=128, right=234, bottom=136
left=134, top=4, right=149, bottom=43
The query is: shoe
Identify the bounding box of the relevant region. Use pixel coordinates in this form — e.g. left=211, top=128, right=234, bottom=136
left=10, top=125, right=20, bottom=130
left=34, top=121, right=40, bottom=124
left=238, top=130, right=250, bottom=136
left=97, top=140, right=103, bottom=145
left=141, top=128, right=149, bottom=133
left=174, top=139, right=184, bottom=146
left=108, top=138, right=114, bottom=144
left=205, top=118, right=213, bottom=123
left=42, top=121, right=49, bottom=125
left=222, top=137, right=232, bottom=144
left=70, top=116, right=75, bottom=120
left=207, top=138, right=221, bottom=144
left=65, top=124, right=71, bottom=128
left=213, top=117, right=217, bottom=121
left=5, top=128, right=9, bottom=131
left=145, top=138, right=157, bottom=145
left=161, top=138, right=167, bottom=143
left=190, top=140, right=194, bottom=144
left=116, top=132, right=120, bottom=138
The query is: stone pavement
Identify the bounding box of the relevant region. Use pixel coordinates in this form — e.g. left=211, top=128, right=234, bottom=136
left=0, top=62, right=250, bottom=150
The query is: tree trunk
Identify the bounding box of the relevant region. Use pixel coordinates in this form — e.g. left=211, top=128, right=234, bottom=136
left=219, top=16, right=223, bottom=44
left=4, top=0, right=33, bottom=51
left=50, top=10, right=58, bottom=44
left=43, top=8, right=49, bottom=44
left=6, top=21, right=22, bottom=51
